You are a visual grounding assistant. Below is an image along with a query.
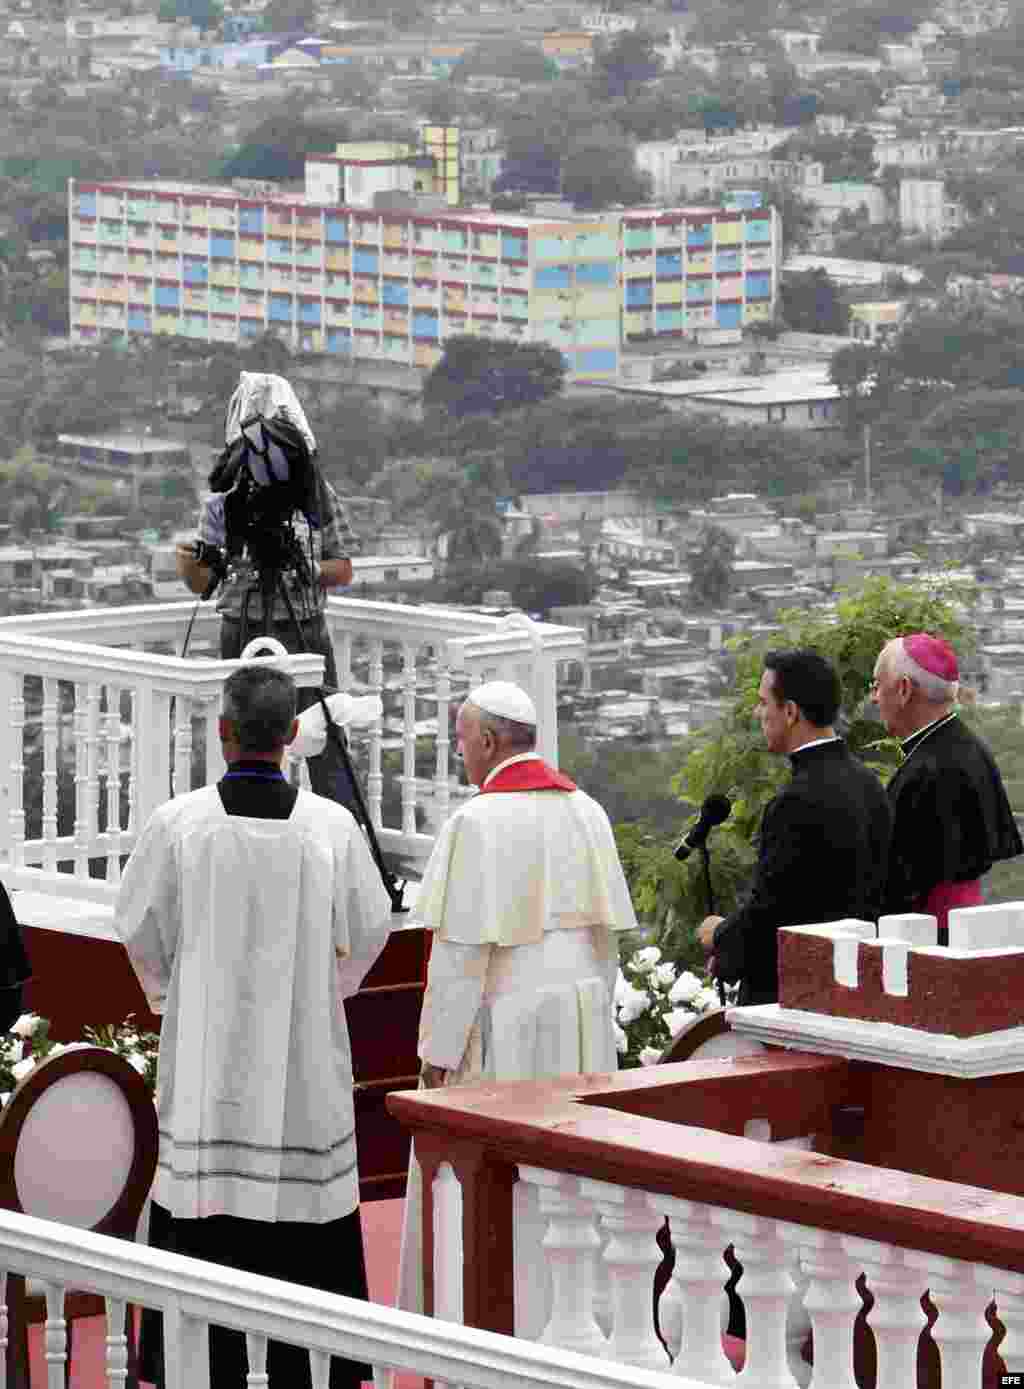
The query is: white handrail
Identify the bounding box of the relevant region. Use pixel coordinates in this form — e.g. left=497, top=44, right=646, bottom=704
left=0, top=1207, right=705, bottom=1389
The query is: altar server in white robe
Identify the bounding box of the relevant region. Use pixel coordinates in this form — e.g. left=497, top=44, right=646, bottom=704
left=116, top=662, right=394, bottom=1389
left=395, top=680, right=637, bottom=1318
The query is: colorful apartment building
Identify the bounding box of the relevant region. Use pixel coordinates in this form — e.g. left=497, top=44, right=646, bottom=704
left=66, top=157, right=779, bottom=381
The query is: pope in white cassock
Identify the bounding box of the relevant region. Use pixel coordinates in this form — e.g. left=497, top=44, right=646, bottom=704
left=395, top=679, right=638, bottom=1320
left=115, top=663, right=394, bottom=1389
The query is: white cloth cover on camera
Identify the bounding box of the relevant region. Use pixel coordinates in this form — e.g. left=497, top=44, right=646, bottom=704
left=290, top=692, right=383, bottom=760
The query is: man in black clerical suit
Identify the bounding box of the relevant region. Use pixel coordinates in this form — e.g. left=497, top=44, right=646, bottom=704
left=872, top=632, right=1022, bottom=944
left=696, top=649, right=892, bottom=1006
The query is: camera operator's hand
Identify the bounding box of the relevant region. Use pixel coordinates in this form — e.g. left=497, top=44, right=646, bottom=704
left=696, top=915, right=724, bottom=953
left=318, top=558, right=353, bottom=590
left=176, top=542, right=213, bottom=596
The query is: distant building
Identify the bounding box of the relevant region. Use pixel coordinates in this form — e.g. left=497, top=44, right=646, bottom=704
left=67, top=168, right=781, bottom=379
left=848, top=300, right=909, bottom=343
left=899, top=177, right=963, bottom=238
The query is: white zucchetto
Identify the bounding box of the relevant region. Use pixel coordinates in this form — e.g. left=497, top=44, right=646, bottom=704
left=466, top=681, right=537, bottom=726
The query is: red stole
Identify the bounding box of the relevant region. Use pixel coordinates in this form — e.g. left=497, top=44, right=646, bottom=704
left=916, top=880, right=983, bottom=944
left=477, top=759, right=577, bottom=795
left=420, top=759, right=578, bottom=983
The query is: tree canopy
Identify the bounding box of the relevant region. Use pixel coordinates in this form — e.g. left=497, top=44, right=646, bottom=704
left=423, top=337, right=567, bottom=416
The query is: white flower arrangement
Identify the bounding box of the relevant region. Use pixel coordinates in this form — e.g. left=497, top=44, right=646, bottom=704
left=614, top=948, right=736, bottom=1069
left=0, top=1014, right=159, bottom=1101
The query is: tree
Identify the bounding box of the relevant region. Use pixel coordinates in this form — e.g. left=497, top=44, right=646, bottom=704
left=423, top=337, right=566, bottom=417
left=830, top=340, right=885, bottom=435
left=756, top=181, right=815, bottom=254
left=780, top=268, right=849, bottom=335
left=220, top=115, right=339, bottom=181
left=688, top=525, right=735, bottom=609
left=591, top=30, right=662, bottom=100
left=561, top=132, right=649, bottom=210
left=620, top=576, right=973, bottom=957
left=453, top=39, right=553, bottom=85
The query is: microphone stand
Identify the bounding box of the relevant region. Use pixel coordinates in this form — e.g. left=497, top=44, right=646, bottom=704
left=700, top=843, right=727, bottom=1007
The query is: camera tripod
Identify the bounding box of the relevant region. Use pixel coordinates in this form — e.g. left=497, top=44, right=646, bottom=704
left=183, top=557, right=407, bottom=914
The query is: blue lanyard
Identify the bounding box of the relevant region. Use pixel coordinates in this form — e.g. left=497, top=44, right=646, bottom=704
left=222, top=770, right=286, bottom=782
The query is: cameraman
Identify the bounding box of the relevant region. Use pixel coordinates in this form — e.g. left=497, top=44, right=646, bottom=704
left=175, top=476, right=360, bottom=805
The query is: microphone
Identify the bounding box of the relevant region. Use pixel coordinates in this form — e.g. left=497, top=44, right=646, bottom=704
left=673, top=794, right=732, bottom=862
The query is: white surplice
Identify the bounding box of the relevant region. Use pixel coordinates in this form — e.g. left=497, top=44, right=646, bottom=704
left=115, top=785, right=393, bottom=1225
left=396, top=755, right=638, bottom=1316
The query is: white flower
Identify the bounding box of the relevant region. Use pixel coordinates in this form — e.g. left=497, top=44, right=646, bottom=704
left=127, top=1053, right=147, bottom=1075
left=613, top=969, right=630, bottom=1006
left=11, top=1058, right=35, bottom=1082
left=668, top=971, right=704, bottom=1005
left=695, top=987, right=721, bottom=1014
left=665, top=1007, right=697, bottom=1040
left=612, top=1021, right=628, bottom=1055
left=652, top=962, right=677, bottom=990
left=631, top=946, right=662, bottom=974
left=10, top=1014, right=42, bottom=1040
left=616, top=983, right=652, bottom=1025
left=639, top=1046, right=663, bottom=1067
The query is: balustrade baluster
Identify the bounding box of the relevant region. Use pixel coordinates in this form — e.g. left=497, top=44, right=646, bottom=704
left=125, top=687, right=137, bottom=834
left=161, top=1300, right=211, bottom=1389
left=401, top=641, right=419, bottom=836
left=520, top=1166, right=607, bottom=1359
left=367, top=639, right=384, bottom=829
left=658, top=1195, right=735, bottom=1385
left=845, top=1236, right=923, bottom=1389
left=785, top=1241, right=812, bottom=1389
left=245, top=1331, right=269, bottom=1388
left=906, top=1250, right=991, bottom=1388
left=711, top=1208, right=798, bottom=1389
left=172, top=696, right=193, bottom=798
left=990, top=1266, right=1024, bottom=1378
left=105, top=1296, right=128, bottom=1388
left=335, top=628, right=353, bottom=690
left=434, top=658, right=451, bottom=823
left=104, top=684, right=124, bottom=881
left=41, top=676, right=58, bottom=871
left=73, top=681, right=89, bottom=876
left=86, top=681, right=102, bottom=859
left=8, top=675, right=25, bottom=869
left=580, top=1178, right=668, bottom=1370
left=42, top=1281, right=67, bottom=1389
left=781, top=1225, right=857, bottom=1389
left=309, top=1348, right=330, bottom=1389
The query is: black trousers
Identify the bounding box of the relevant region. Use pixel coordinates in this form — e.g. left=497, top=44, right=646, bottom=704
left=219, top=612, right=359, bottom=819
left=140, top=1202, right=372, bottom=1388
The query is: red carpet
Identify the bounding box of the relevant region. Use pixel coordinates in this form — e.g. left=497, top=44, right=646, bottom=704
left=25, top=1198, right=744, bottom=1386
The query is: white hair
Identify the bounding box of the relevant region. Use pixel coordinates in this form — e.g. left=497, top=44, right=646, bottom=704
left=884, top=638, right=958, bottom=705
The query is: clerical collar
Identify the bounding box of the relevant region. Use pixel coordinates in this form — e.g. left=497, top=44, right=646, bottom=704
left=482, top=751, right=541, bottom=789
left=900, top=712, right=957, bottom=762
left=790, top=735, right=840, bottom=757
left=222, top=759, right=287, bottom=782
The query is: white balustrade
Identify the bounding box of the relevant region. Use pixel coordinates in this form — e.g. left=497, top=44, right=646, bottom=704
left=846, top=1236, right=924, bottom=1389
left=522, top=1166, right=608, bottom=1360
left=42, top=1279, right=67, bottom=1389
left=581, top=1178, right=668, bottom=1371
left=105, top=1295, right=129, bottom=1388
left=512, top=1165, right=1024, bottom=1389
left=783, top=1226, right=859, bottom=1389
left=0, top=599, right=584, bottom=905
left=658, top=1195, right=734, bottom=1385
left=991, top=1265, right=1024, bottom=1375
left=906, top=1249, right=992, bottom=1385
left=0, top=1206, right=684, bottom=1389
